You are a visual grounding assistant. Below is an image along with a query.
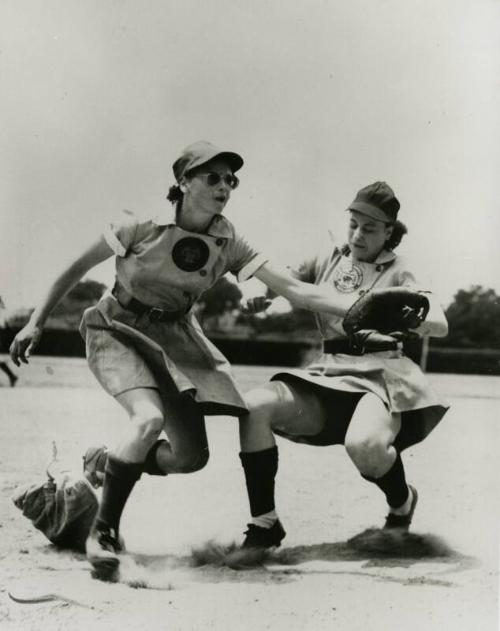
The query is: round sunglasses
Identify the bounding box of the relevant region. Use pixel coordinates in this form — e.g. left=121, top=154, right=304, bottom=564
left=195, top=172, right=239, bottom=190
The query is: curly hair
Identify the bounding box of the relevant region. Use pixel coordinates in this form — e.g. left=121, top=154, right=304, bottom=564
left=385, top=219, right=407, bottom=250
left=166, top=184, right=183, bottom=204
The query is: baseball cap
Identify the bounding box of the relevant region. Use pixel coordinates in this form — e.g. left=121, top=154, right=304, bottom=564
left=347, top=181, right=400, bottom=223
left=172, top=140, right=244, bottom=182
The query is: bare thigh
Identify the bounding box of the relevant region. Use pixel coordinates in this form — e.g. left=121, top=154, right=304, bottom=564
left=114, top=388, right=208, bottom=468
left=345, top=393, right=401, bottom=449
left=161, top=395, right=209, bottom=457
left=248, top=380, right=329, bottom=437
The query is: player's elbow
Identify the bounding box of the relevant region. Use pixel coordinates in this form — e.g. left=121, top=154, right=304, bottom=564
left=431, top=319, right=448, bottom=338
left=418, top=318, right=448, bottom=338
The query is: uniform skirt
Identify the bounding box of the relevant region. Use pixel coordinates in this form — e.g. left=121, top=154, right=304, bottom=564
left=271, top=349, right=449, bottom=451
left=79, top=295, right=247, bottom=416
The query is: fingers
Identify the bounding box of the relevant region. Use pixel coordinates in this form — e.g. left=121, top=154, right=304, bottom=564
left=240, top=297, right=272, bottom=314
left=10, top=340, right=27, bottom=366
left=9, top=332, right=38, bottom=366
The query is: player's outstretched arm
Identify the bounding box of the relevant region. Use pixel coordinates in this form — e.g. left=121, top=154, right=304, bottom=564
left=239, top=296, right=273, bottom=314
left=10, top=237, right=113, bottom=366
left=253, top=261, right=352, bottom=316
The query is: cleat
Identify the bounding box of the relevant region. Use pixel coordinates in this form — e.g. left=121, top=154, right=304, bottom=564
left=383, top=485, right=418, bottom=531
left=83, top=445, right=108, bottom=489
left=242, top=520, right=286, bottom=549
left=86, top=525, right=124, bottom=578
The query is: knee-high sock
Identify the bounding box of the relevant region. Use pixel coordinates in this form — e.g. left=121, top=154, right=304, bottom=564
left=239, top=446, right=278, bottom=517
left=95, top=455, right=143, bottom=533
left=362, top=453, right=409, bottom=509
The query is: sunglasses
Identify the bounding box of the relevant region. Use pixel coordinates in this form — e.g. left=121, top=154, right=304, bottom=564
left=196, top=172, right=239, bottom=190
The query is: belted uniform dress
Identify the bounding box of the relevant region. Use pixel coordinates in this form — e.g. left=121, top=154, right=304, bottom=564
left=272, top=243, right=449, bottom=450
left=80, top=210, right=267, bottom=416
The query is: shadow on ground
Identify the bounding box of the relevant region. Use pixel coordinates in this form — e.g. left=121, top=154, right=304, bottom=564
left=189, top=527, right=471, bottom=570
left=13, top=527, right=477, bottom=592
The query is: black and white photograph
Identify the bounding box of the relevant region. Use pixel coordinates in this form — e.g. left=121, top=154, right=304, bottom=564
left=1, top=1, right=499, bottom=629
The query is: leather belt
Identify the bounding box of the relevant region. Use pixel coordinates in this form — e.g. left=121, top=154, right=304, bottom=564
left=323, top=338, right=398, bottom=355
left=112, top=282, right=187, bottom=323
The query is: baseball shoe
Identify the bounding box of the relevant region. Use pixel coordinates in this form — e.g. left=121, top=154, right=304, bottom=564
left=86, top=524, right=124, bottom=578
left=383, top=485, right=418, bottom=530
left=83, top=445, right=108, bottom=489
left=242, top=520, right=286, bottom=549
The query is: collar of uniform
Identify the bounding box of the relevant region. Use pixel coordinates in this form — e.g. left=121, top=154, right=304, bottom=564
left=344, top=247, right=396, bottom=266
left=374, top=249, right=396, bottom=265
left=153, top=212, right=232, bottom=239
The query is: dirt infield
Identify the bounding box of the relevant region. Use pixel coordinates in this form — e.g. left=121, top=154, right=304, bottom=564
left=0, top=358, right=498, bottom=630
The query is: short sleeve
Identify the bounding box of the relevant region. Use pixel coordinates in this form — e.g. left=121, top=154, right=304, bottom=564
left=226, top=231, right=269, bottom=282
left=103, top=210, right=153, bottom=257
left=392, top=257, right=428, bottom=292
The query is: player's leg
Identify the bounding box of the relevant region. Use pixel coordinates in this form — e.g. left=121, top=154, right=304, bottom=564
left=84, top=394, right=209, bottom=485
left=238, top=380, right=328, bottom=548
left=148, top=395, right=209, bottom=474
left=344, top=393, right=417, bottom=529
left=87, top=386, right=166, bottom=573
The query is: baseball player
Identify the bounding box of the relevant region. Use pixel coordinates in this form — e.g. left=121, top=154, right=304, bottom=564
left=237, top=182, right=449, bottom=549
left=10, top=141, right=366, bottom=578
left=0, top=296, right=18, bottom=387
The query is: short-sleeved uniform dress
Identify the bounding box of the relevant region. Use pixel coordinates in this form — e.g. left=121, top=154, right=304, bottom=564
left=271, top=243, right=449, bottom=451
left=79, top=210, right=267, bottom=416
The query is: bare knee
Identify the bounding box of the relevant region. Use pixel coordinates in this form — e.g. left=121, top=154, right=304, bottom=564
left=344, top=434, right=392, bottom=478
left=172, top=446, right=209, bottom=473
left=131, top=414, right=164, bottom=448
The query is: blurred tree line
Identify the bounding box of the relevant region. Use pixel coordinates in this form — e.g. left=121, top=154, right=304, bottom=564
left=3, top=280, right=500, bottom=350
left=435, top=285, right=500, bottom=349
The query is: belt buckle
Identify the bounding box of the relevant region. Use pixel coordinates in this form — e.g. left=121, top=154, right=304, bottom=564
left=148, top=307, right=165, bottom=322
left=349, top=340, right=365, bottom=355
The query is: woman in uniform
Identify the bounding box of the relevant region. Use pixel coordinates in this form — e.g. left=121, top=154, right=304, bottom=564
left=9, top=140, right=359, bottom=576
left=237, top=181, right=449, bottom=549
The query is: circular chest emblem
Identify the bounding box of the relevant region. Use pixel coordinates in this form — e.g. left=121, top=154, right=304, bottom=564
left=172, top=237, right=210, bottom=272
left=333, top=263, right=364, bottom=293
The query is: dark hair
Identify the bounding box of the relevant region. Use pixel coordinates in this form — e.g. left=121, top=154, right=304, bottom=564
left=166, top=184, right=183, bottom=205
left=385, top=219, right=407, bottom=250
left=340, top=218, right=408, bottom=255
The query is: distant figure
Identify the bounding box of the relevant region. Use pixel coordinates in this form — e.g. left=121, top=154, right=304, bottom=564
left=0, top=296, right=17, bottom=387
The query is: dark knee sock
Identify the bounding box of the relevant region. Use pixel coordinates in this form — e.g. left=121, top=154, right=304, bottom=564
left=239, top=446, right=278, bottom=517
left=142, top=439, right=169, bottom=476
left=362, top=453, right=409, bottom=509
left=95, top=455, right=143, bottom=533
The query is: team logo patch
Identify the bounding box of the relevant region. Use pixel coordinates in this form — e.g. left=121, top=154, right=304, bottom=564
left=172, top=237, right=210, bottom=272
left=333, top=263, right=364, bottom=293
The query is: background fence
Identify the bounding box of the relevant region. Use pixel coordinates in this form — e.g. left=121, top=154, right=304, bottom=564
left=3, top=328, right=500, bottom=375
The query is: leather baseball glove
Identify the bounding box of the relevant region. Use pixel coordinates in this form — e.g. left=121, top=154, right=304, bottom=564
left=342, top=287, right=430, bottom=336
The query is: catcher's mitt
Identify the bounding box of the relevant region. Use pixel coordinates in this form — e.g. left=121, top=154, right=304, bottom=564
left=343, top=287, right=430, bottom=336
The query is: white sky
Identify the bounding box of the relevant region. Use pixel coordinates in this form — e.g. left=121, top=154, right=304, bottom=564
left=1, top=0, right=499, bottom=311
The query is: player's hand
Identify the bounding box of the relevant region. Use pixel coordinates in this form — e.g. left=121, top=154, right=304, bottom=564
left=9, top=322, right=42, bottom=366
left=239, top=297, right=272, bottom=314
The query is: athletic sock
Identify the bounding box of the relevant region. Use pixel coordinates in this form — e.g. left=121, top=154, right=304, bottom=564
left=94, top=455, right=143, bottom=534
left=239, top=446, right=279, bottom=521
left=362, top=453, right=409, bottom=510
left=250, top=510, right=278, bottom=529
left=142, top=439, right=169, bottom=476
left=388, top=486, right=414, bottom=515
